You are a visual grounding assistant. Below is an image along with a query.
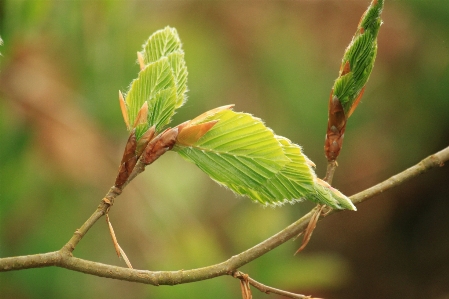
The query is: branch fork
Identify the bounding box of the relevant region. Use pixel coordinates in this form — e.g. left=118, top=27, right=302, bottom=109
left=2, top=144, right=448, bottom=297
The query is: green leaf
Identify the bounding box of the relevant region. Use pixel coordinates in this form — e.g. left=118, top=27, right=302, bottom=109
left=174, top=109, right=290, bottom=192
left=125, top=58, right=175, bottom=139
left=174, top=108, right=355, bottom=210
left=140, top=27, right=188, bottom=107
left=312, top=178, right=356, bottom=211
left=332, top=0, right=383, bottom=115
left=225, top=135, right=355, bottom=209
left=167, top=51, right=188, bottom=107
left=122, top=27, right=188, bottom=139
left=148, top=88, right=178, bottom=133
left=141, top=27, right=182, bottom=64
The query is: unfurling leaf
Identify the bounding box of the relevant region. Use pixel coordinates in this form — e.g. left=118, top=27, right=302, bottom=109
left=120, top=27, right=188, bottom=140
left=325, top=0, right=383, bottom=161
left=114, top=27, right=356, bottom=210
left=174, top=107, right=356, bottom=210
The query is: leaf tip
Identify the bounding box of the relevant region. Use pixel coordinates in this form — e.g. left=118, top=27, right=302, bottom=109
left=315, top=178, right=357, bottom=211
left=137, top=51, right=145, bottom=70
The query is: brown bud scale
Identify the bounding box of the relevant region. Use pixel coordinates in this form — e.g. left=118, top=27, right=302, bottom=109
left=325, top=92, right=347, bottom=161
left=141, top=128, right=178, bottom=165
left=121, top=130, right=137, bottom=164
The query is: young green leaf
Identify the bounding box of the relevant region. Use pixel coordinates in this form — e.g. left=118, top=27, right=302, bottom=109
left=333, top=0, right=383, bottom=114
left=166, top=51, right=188, bottom=107
left=125, top=58, right=175, bottom=139
left=140, top=27, right=188, bottom=108
left=255, top=137, right=355, bottom=210
left=121, top=27, right=188, bottom=140
left=141, top=27, right=182, bottom=64
left=174, top=108, right=355, bottom=210
left=174, top=109, right=290, bottom=192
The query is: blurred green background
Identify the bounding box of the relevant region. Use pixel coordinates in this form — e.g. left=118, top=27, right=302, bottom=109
left=1, top=1, right=448, bottom=298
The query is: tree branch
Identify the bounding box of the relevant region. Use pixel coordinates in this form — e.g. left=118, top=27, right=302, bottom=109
left=1, top=145, right=448, bottom=291
left=0, top=252, right=61, bottom=271
left=61, top=186, right=122, bottom=254
left=350, top=146, right=449, bottom=205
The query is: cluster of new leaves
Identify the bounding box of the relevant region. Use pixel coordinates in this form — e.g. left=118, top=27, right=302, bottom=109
left=121, top=27, right=188, bottom=139
left=114, top=27, right=187, bottom=188
left=119, top=27, right=356, bottom=210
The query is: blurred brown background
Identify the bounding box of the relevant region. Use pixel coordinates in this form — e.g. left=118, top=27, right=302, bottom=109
left=0, top=1, right=448, bottom=298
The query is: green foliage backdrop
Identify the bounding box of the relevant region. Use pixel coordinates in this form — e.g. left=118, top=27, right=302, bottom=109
left=0, top=1, right=448, bottom=298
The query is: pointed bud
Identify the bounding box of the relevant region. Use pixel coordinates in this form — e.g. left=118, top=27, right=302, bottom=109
left=137, top=51, right=145, bottom=71
left=132, top=101, right=149, bottom=129
left=324, top=0, right=383, bottom=161
left=119, top=91, right=130, bottom=130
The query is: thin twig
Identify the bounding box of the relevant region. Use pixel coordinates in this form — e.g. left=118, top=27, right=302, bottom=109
left=61, top=185, right=121, bottom=254
left=324, top=160, right=338, bottom=185
left=234, top=271, right=315, bottom=299
left=61, top=201, right=109, bottom=254
left=1, top=146, right=448, bottom=288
